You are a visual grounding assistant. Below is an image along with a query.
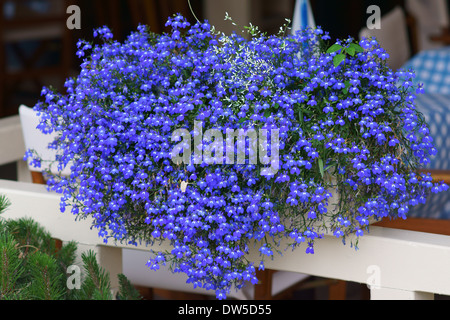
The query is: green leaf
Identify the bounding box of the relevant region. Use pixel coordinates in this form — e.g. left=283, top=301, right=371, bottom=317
left=345, top=46, right=356, bottom=56
left=238, top=117, right=248, bottom=124
left=326, top=44, right=343, bottom=54
left=333, top=54, right=346, bottom=67
left=318, top=158, right=324, bottom=178
left=349, top=43, right=364, bottom=53
left=298, top=110, right=303, bottom=123
left=264, top=110, right=271, bottom=118
left=325, top=160, right=337, bottom=171
left=343, top=80, right=351, bottom=94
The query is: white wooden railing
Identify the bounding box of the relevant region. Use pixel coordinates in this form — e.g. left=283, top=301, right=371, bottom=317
left=1, top=114, right=450, bottom=300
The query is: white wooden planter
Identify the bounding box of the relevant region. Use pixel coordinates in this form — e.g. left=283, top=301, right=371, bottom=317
left=2, top=113, right=450, bottom=300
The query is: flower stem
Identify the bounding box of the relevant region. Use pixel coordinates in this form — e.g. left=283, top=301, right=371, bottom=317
left=188, top=0, right=201, bottom=24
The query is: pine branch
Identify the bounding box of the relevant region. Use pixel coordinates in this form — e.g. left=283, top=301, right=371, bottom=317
left=0, top=194, right=11, bottom=215
left=0, top=233, right=26, bottom=300
left=6, top=218, right=56, bottom=258
left=28, top=251, right=65, bottom=300
left=116, top=273, right=142, bottom=300
left=56, top=241, right=78, bottom=299
left=79, top=250, right=112, bottom=300
left=56, top=241, right=77, bottom=271
left=0, top=201, right=136, bottom=301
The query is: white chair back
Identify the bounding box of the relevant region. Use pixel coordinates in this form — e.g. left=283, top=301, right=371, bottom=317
left=18, top=104, right=71, bottom=176
left=406, top=0, right=449, bottom=51
left=359, top=6, right=411, bottom=71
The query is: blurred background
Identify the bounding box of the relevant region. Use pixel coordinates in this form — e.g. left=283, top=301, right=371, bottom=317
left=0, top=0, right=449, bottom=119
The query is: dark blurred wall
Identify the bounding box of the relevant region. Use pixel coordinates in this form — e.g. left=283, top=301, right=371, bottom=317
left=75, top=0, right=204, bottom=43
left=311, top=0, right=404, bottom=40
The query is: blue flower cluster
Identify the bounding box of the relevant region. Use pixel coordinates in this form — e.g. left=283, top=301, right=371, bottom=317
left=29, top=15, right=447, bottom=299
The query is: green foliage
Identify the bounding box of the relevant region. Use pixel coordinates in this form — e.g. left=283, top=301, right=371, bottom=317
left=5, top=217, right=57, bottom=257
left=117, top=273, right=143, bottom=300
left=0, top=194, right=142, bottom=300
left=0, top=233, right=26, bottom=300
left=327, top=43, right=365, bottom=67
left=27, top=251, right=65, bottom=300
left=0, top=194, right=10, bottom=215
left=72, top=250, right=113, bottom=300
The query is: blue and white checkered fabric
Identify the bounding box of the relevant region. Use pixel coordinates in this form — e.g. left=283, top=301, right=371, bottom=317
left=415, top=93, right=450, bottom=171
left=397, top=49, right=450, bottom=219
left=402, top=47, right=450, bottom=94
left=407, top=93, right=450, bottom=219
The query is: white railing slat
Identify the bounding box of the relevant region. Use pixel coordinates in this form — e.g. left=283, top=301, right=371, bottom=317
left=1, top=179, right=450, bottom=299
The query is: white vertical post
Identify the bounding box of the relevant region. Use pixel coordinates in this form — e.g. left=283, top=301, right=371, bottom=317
left=16, top=159, right=32, bottom=183
left=97, top=245, right=123, bottom=298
